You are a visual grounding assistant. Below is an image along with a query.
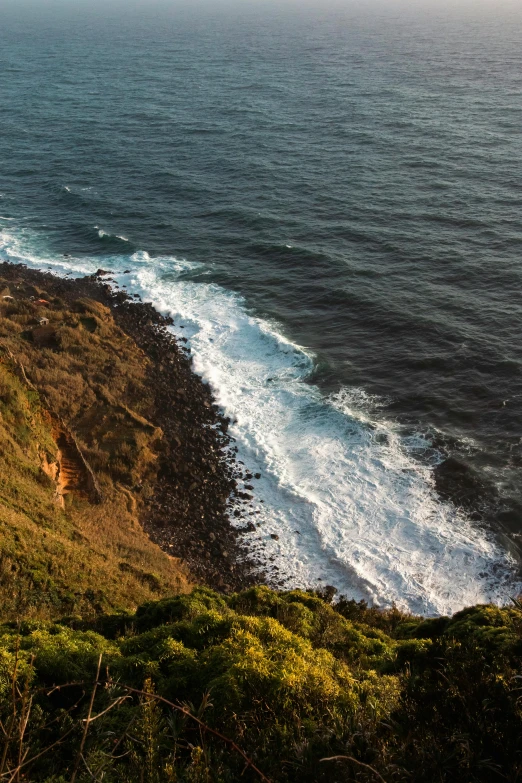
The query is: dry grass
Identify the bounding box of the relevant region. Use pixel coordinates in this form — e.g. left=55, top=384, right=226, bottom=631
left=0, top=279, right=190, bottom=622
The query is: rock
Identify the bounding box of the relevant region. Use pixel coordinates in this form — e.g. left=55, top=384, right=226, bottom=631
left=270, top=533, right=279, bottom=541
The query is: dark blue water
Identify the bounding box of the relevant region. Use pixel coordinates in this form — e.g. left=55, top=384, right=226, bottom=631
left=1, top=0, right=521, bottom=613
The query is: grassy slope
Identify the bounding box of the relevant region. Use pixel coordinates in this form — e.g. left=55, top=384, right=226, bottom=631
left=0, top=285, right=189, bottom=621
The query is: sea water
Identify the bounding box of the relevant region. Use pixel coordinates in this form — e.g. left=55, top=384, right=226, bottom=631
left=1, top=0, right=521, bottom=614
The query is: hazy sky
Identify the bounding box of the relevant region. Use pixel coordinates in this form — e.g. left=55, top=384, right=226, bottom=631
left=2, top=0, right=521, bottom=44
left=3, top=0, right=522, bottom=9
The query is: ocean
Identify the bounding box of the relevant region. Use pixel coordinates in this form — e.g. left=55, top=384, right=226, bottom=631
left=1, top=0, right=521, bottom=614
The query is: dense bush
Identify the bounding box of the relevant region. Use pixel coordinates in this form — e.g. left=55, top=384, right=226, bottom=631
left=0, top=586, right=521, bottom=782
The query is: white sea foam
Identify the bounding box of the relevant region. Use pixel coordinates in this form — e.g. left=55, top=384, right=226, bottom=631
left=96, top=227, right=130, bottom=242
left=1, top=227, right=520, bottom=615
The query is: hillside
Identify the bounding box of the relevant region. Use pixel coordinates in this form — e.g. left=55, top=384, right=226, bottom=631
left=0, top=272, right=191, bottom=619
left=0, top=262, right=257, bottom=621
left=0, top=263, right=521, bottom=782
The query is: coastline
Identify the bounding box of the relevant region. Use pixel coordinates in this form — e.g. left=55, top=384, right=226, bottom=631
left=2, top=258, right=520, bottom=615
left=0, top=260, right=262, bottom=593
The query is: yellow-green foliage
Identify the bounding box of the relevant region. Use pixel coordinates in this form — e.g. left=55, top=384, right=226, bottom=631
left=442, top=603, right=522, bottom=651
left=0, top=587, right=520, bottom=782
left=0, top=625, right=119, bottom=683
left=0, top=588, right=404, bottom=782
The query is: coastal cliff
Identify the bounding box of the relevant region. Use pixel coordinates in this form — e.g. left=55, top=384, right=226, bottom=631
left=0, top=262, right=521, bottom=782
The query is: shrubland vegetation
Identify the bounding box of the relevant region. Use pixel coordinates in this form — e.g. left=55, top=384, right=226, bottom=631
left=0, top=586, right=521, bottom=782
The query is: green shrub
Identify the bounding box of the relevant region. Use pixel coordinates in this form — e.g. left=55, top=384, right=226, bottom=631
left=1, top=587, right=519, bottom=781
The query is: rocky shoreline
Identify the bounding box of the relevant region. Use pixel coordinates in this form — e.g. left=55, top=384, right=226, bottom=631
left=0, top=261, right=264, bottom=592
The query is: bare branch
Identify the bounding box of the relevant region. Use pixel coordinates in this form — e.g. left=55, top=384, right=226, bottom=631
left=81, top=753, right=104, bottom=783
left=2, top=674, right=272, bottom=783
left=82, top=696, right=130, bottom=724
left=0, top=726, right=76, bottom=779
left=320, top=755, right=387, bottom=783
